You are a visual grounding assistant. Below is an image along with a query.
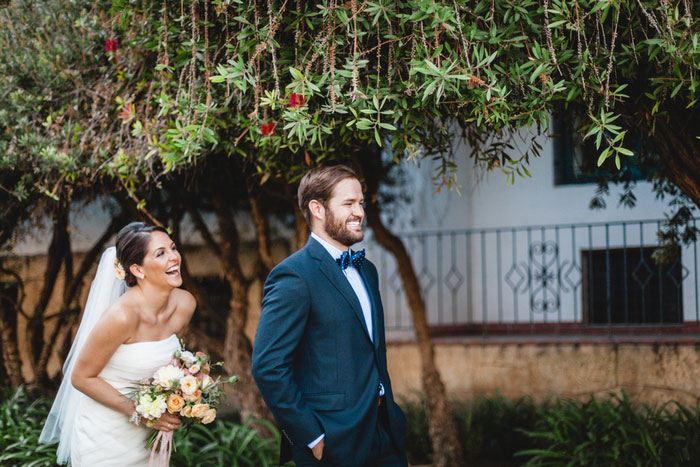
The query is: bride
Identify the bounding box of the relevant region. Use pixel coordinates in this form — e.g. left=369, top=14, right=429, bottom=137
left=40, top=222, right=197, bottom=466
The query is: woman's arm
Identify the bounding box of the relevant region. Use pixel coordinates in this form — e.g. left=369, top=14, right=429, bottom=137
left=71, top=304, right=183, bottom=431
left=71, top=305, right=138, bottom=417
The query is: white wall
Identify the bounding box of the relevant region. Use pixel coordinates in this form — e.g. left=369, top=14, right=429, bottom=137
left=367, top=128, right=700, bottom=334
left=390, top=129, right=669, bottom=232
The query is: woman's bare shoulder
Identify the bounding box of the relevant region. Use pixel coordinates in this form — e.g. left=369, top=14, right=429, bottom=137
left=172, top=288, right=196, bottom=311
left=100, top=293, right=140, bottom=331
left=170, top=288, right=196, bottom=331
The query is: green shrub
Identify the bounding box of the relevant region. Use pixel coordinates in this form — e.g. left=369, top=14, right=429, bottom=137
left=7, top=385, right=700, bottom=466
left=0, top=386, right=280, bottom=467
left=456, top=395, right=540, bottom=464
left=170, top=417, right=280, bottom=467
left=401, top=393, right=539, bottom=465
left=0, top=386, right=57, bottom=467
left=517, top=392, right=700, bottom=466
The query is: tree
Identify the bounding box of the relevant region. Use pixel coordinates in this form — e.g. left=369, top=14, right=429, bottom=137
left=6, top=0, right=700, bottom=465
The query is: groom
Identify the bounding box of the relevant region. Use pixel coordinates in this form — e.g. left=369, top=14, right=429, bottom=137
left=252, top=165, right=407, bottom=466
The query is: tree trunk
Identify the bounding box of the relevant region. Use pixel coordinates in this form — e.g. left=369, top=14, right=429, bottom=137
left=0, top=311, right=22, bottom=386
left=0, top=274, right=23, bottom=386
left=358, top=154, right=464, bottom=467
left=27, top=204, right=70, bottom=385
left=210, top=193, right=271, bottom=422
left=173, top=207, right=226, bottom=329
left=293, top=201, right=309, bottom=251
left=36, top=210, right=125, bottom=388
left=248, top=186, right=276, bottom=274
left=651, top=113, right=700, bottom=209
left=365, top=203, right=464, bottom=466
left=287, top=184, right=309, bottom=251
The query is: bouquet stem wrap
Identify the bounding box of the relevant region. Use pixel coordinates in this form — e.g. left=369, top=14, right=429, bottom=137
left=148, top=431, right=173, bottom=467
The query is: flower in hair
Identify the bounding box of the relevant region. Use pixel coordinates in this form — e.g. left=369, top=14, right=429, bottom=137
left=114, top=259, right=126, bottom=281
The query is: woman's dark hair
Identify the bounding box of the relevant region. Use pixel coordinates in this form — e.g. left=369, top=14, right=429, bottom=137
left=115, top=222, right=168, bottom=287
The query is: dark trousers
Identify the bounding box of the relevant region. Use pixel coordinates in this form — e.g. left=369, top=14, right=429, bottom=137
left=292, top=402, right=403, bottom=467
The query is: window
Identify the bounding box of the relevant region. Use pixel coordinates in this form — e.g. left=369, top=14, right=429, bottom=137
left=552, top=114, right=649, bottom=185
left=581, top=247, right=683, bottom=325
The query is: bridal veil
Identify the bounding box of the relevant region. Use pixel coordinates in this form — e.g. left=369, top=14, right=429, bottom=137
left=39, top=246, right=126, bottom=464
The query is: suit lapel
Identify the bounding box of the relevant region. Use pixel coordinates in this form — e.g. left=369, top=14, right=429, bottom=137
left=308, top=239, right=373, bottom=343
left=359, top=266, right=381, bottom=351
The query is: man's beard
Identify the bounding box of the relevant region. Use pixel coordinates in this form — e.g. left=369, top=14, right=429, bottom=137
left=324, top=208, right=363, bottom=247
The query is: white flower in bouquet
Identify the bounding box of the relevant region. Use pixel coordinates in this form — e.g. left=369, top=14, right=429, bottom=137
left=178, top=350, right=196, bottom=367
left=153, top=364, right=185, bottom=389
left=136, top=393, right=167, bottom=420
left=200, top=374, right=213, bottom=390
left=179, top=375, right=199, bottom=395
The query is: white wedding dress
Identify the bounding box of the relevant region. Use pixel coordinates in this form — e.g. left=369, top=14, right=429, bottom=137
left=40, top=248, right=184, bottom=466
left=69, top=334, right=180, bottom=467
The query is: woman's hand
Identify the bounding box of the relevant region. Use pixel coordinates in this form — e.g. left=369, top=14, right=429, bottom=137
left=152, top=412, right=182, bottom=432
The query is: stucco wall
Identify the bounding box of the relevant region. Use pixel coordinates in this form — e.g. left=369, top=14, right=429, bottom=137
left=387, top=340, right=700, bottom=406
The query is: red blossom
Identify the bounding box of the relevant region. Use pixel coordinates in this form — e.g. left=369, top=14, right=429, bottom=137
left=288, top=93, right=305, bottom=109
left=105, top=38, right=119, bottom=53
left=261, top=122, right=276, bottom=136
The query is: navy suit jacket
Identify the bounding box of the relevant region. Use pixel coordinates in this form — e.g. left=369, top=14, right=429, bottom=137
left=252, top=237, right=407, bottom=466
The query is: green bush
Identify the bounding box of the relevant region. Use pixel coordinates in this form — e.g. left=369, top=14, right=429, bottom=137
left=170, top=417, right=280, bottom=467
left=0, top=386, right=280, bottom=467
left=517, top=392, right=700, bottom=466
left=7, top=385, right=700, bottom=466
left=0, top=386, right=57, bottom=466
left=402, top=393, right=539, bottom=465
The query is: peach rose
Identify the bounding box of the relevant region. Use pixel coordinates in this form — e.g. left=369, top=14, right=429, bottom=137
left=201, top=408, right=216, bottom=424
left=166, top=394, right=185, bottom=413
left=181, top=405, right=193, bottom=418
left=191, top=403, right=210, bottom=418
left=183, top=389, right=201, bottom=403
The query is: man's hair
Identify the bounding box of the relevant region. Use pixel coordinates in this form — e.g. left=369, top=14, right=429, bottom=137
left=297, top=165, right=360, bottom=226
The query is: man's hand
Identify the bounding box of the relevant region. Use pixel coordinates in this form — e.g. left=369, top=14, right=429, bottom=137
left=311, top=439, right=324, bottom=460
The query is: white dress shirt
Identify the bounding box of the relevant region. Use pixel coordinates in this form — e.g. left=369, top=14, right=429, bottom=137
left=311, top=233, right=374, bottom=340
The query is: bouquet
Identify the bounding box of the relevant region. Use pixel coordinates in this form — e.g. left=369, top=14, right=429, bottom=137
left=130, top=346, right=237, bottom=466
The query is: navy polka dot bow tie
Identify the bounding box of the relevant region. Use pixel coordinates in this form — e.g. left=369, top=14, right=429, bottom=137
left=337, top=249, right=365, bottom=270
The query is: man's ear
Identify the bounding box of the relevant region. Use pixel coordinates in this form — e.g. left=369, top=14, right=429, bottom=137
left=308, top=200, right=325, bottom=223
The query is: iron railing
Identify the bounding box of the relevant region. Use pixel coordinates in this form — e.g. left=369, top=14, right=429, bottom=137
left=365, top=218, right=700, bottom=336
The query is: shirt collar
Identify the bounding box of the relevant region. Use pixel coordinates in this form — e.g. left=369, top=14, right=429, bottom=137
left=311, top=232, right=348, bottom=261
